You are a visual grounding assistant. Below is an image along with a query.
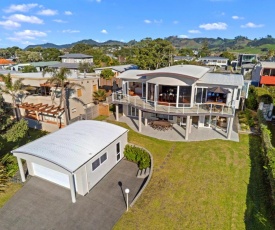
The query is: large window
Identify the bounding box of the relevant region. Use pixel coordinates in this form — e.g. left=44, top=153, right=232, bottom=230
left=263, top=68, right=271, bottom=76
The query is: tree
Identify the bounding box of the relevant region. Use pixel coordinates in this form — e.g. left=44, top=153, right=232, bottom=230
left=0, top=93, right=13, bottom=131
left=0, top=73, right=24, bottom=120
left=42, top=67, right=84, bottom=124
left=93, top=89, right=107, bottom=102
left=41, top=48, right=63, bottom=61
left=100, top=68, right=115, bottom=80
left=0, top=164, right=8, bottom=193
left=78, top=62, right=94, bottom=75
left=220, top=51, right=236, bottom=62
left=178, top=48, right=194, bottom=56
left=198, top=41, right=211, bottom=57
left=21, top=65, right=37, bottom=73
left=2, top=119, right=28, bottom=142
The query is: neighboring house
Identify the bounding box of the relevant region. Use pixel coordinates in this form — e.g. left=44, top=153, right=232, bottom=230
left=112, top=65, right=244, bottom=140
left=59, top=53, right=94, bottom=64
left=12, top=61, right=60, bottom=72
left=237, top=54, right=258, bottom=67
left=12, top=120, right=128, bottom=203
left=2, top=71, right=99, bottom=131
left=0, top=58, right=14, bottom=69
left=49, top=53, right=94, bottom=72
left=173, top=56, right=195, bottom=62
left=252, top=61, right=275, bottom=86
left=197, top=56, right=229, bottom=67
left=94, top=64, right=138, bottom=88
left=241, top=63, right=255, bottom=80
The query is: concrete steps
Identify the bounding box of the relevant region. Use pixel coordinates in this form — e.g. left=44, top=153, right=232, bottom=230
left=137, top=167, right=150, bottom=178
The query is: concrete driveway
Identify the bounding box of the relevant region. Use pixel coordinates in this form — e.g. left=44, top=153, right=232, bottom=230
left=0, top=160, right=145, bottom=230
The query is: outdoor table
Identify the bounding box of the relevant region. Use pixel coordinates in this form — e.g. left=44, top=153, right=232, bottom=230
left=150, top=120, right=172, bottom=131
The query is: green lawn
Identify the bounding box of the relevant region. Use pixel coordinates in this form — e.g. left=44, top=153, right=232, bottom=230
left=0, top=183, right=22, bottom=208
left=109, top=121, right=274, bottom=230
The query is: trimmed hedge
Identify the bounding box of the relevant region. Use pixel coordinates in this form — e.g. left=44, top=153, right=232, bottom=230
left=257, top=110, right=275, bottom=210
left=246, top=86, right=273, bottom=110
left=124, top=145, right=151, bottom=170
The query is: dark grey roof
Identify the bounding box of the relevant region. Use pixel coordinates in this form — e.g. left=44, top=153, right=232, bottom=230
left=59, top=53, right=93, bottom=58
left=241, top=64, right=255, bottom=69
left=174, top=56, right=195, bottom=61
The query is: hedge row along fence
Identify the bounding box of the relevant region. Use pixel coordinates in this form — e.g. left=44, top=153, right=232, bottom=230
left=257, top=110, right=275, bottom=209
left=246, top=86, right=273, bottom=111
left=123, top=144, right=151, bottom=169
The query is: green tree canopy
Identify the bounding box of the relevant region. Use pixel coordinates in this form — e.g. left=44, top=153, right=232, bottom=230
left=41, top=48, right=63, bottom=61
left=100, top=68, right=115, bottom=80
left=2, top=119, right=28, bottom=142
left=21, top=65, right=37, bottom=73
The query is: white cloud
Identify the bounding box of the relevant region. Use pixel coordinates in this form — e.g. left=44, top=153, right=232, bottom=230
left=173, top=20, right=179, bottom=24
left=199, top=22, right=227, bottom=30
left=188, top=30, right=201, bottom=34
left=4, top=4, right=38, bottom=13
left=96, top=0, right=102, bottom=2
left=8, top=29, right=47, bottom=41
left=0, top=20, right=21, bottom=30
left=62, top=29, right=80, bottom=33
left=64, top=11, right=72, bottom=15
left=101, top=29, right=108, bottom=34
left=144, top=19, right=162, bottom=24
left=37, top=9, right=58, bottom=16
left=144, top=19, right=151, bottom=24
left=53, top=19, right=67, bottom=23
left=6, top=14, right=43, bottom=24
left=178, top=35, right=188, bottom=38
left=241, top=22, right=264, bottom=28
left=232, top=15, right=244, bottom=20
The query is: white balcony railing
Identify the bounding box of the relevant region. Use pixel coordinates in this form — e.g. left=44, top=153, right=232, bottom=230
left=112, top=93, right=235, bottom=116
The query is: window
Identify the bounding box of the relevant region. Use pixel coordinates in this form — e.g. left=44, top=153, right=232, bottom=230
left=263, top=68, right=271, bottom=76
left=100, top=153, right=107, bottom=163
left=116, top=142, right=121, bottom=161
left=92, top=159, right=100, bottom=171
left=77, top=88, right=82, bottom=97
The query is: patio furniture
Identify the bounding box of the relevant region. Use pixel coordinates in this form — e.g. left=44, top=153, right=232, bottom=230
left=150, top=120, right=172, bottom=131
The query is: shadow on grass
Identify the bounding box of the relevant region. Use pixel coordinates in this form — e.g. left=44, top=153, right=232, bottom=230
left=245, top=134, right=275, bottom=229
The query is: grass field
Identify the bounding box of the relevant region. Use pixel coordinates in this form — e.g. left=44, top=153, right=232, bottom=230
left=110, top=121, right=274, bottom=230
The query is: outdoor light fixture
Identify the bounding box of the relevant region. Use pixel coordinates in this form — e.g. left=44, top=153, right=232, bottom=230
left=125, top=188, right=130, bottom=211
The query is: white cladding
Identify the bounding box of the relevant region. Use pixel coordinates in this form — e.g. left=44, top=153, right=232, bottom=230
left=12, top=121, right=128, bottom=173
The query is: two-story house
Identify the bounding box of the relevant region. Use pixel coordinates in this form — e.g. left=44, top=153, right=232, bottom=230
left=197, top=56, right=229, bottom=67
left=251, top=61, right=275, bottom=86
left=112, top=65, right=244, bottom=140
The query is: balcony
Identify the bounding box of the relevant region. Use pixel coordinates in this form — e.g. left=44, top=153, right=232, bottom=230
left=112, top=93, right=235, bottom=117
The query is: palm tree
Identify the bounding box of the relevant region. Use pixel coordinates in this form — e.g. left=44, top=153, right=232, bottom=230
left=0, top=73, right=24, bottom=120
left=93, top=89, right=107, bottom=103
left=42, top=67, right=84, bottom=125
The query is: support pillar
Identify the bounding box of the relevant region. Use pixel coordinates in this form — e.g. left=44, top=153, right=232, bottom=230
left=144, top=117, right=148, bottom=126
left=186, top=116, right=190, bottom=140
left=189, top=117, right=192, bottom=134
left=69, top=174, right=76, bottom=203
left=138, top=109, right=142, bottom=132
left=17, top=157, right=26, bottom=182
left=115, top=104, right=119, bottom=121
left=227, top=117, right=233, bottom=139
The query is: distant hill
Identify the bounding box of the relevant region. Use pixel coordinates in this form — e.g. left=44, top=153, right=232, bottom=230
left=25, top=36, right=275, bottom=54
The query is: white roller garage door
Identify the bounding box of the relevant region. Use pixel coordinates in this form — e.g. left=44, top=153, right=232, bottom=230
left=32, top=163, right=70, bottom=188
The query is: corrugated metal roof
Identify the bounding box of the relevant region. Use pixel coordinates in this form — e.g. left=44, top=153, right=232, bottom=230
left=138, top=65, right=210, bottom=79
left=94, top=64, right=138, bottom=73
left=197, top=73, right=244, bottom=86
left=198, top=56, right=229, bottom=61
left=12, top=121, right=128, bottom=173
left=30, top=61, right=60, bottom=67
left=48, top=63, right=80, bottom=69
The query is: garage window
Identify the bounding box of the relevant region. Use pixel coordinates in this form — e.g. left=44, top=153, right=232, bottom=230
left=100, top=153, right=107, bottom=163
left=92, top=159, right=100, bottom=171
left=116, top=142, right=120, bottom=161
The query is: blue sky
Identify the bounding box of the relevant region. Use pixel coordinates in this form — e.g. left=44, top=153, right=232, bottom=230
left=1, top=0, right=274, bottom=48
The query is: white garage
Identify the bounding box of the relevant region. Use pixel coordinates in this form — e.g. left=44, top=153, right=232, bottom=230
left=12, top=120, right=128, bottom=203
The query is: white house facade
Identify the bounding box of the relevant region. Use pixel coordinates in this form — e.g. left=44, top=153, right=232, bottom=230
left=112, top=65, right=244, bottom=140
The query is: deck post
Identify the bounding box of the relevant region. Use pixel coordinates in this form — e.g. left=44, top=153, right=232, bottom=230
left=189, top=117, right=192, bottom=134
left=185, top=116, right=190, bottom=140
left=17, top=157, right=26, bottom=182
left=115, top=104, right=119, bottom=121
left=144, top=117, right=148, bottom=126
left=138, top=109, right=142, bottom=132
left=227, top=117, right=233, bottom=139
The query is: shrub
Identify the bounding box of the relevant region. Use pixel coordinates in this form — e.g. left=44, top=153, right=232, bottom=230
left=124, top=145, right=151, bottom=170
left=1, top=153, right=18, bottom=177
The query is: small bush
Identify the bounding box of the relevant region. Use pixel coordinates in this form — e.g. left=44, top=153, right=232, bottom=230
left=124, top=145, right=151, bottom=170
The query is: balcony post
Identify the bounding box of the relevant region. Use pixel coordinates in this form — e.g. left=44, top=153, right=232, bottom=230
left=138, top=109, right=142, bottom=132
left=115, top=104, right=119, bottom=121
left=135, top=97, right=136, bottom=106
left=112, top=92, right=114, bottom=101
left=210, top=104, right=213, bottom=114
left=227, top=117, right=233, bottom=139
left=222, top=105, right=224, bottom=114
left=17, top=157, right=26, bottom=182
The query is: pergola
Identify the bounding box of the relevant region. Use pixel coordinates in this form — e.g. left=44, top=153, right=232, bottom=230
left=19, top=102, right=64, bottom=125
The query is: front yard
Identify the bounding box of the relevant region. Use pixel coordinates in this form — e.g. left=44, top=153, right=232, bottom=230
left=110, top=121, right=274, bottom=230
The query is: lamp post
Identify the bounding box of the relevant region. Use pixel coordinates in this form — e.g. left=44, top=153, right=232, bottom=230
left=125, top=188, right=130, bottom=211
